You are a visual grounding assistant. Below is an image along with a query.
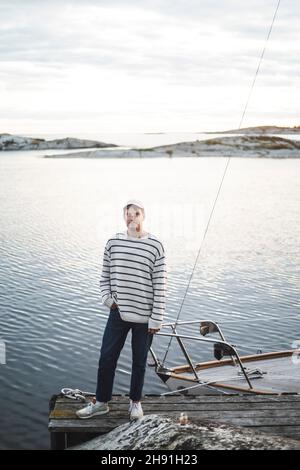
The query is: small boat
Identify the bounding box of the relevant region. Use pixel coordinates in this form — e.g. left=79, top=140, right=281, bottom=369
left=149, top=320, right=300, bottom=396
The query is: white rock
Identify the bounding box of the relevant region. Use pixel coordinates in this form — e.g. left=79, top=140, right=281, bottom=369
left=69, top=414, right=300, bottom=450
left=0, top=133, right=117, bottom=151
left=46, top=136, right=300, bottom=159
left=206, top=125, right=300, bottom=134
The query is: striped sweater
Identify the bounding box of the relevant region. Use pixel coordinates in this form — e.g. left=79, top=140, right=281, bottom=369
left=99, top=230, right=167, bottom=329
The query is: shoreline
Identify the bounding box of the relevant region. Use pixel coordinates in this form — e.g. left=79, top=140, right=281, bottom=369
left=44, top=135, right=300, bottom=159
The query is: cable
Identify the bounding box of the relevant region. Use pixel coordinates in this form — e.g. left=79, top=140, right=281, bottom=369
left=162, top=157, right=231, bottom=365
left=162, top=0, right=282, bottom=366
left=239, top=0, right=281, bottom=129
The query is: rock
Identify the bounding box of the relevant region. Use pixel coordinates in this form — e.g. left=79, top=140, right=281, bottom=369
left=69, top=414, right=300, bottom=450
left=0, top=133, right=118, bottom=151
left=205, top=125, right=300, bottom=134
left=46, top=135, right=300, bottom=159
left=151, top=135, right=300, bottom=158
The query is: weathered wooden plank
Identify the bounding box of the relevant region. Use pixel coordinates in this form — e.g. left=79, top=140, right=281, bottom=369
left=250, top=426, right=300, bottom=438
left=49, top=394, right=300, bottom=447
left=55, top=394, right=300, bottom=404
left=56, top=394, right=300, bottom=403
left=52, top=400, right=300, bottom=414
left=154, top=395, right=300, bottom=402
left=172, top=415, right=300, bottom=427
left=49, top=418, right=128, bottom=433
left=49, top=409, right=300, bottom=423
left=49, top=414, right=300, bottom=427
left=49, top=411, right=300, bottom=427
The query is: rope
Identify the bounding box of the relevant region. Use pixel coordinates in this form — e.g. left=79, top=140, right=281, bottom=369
left=162, top=0, right=282, bottom=366
left=162, top=157, right=231, bottom=365
left=238, top=0, right=281, bottom=129
left=61, top=387, right=94, bottom=402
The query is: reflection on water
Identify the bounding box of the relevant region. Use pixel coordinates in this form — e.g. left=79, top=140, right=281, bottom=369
left=0, top=141, right=299, bottom=448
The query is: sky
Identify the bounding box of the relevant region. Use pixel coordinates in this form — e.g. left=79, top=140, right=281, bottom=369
left=0, top=0, right=299, bottom=134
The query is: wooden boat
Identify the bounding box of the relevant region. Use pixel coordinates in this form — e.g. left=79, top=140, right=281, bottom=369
left=149, top=320, right=300, bottom=396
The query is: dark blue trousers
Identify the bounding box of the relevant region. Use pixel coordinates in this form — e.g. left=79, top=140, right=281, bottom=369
left=96, top=307, right=153, bottom=402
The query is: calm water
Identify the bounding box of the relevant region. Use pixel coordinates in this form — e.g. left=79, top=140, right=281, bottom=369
left=0, top=133, right=299, bottom=449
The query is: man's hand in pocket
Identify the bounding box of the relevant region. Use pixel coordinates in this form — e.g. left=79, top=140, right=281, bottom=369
left=148, top=328, right=160, bottom=334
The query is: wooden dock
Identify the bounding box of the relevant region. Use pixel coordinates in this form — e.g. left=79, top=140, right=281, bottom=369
left=49, top=393, right=300, bottom=449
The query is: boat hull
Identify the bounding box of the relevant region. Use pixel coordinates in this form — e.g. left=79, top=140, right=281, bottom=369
left=157, top=350, right=300, bottom=396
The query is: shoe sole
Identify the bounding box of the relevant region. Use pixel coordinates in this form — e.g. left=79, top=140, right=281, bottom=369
left=76, top=409, right=109, bottom=419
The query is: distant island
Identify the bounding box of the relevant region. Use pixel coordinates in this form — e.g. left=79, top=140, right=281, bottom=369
left=45, top=135, right=300, bottom=159
left=0, top=133, right=118, bottom=151
left=204, top=125, right=300, bottom=135
left=2, top=128, right=300, bottom=158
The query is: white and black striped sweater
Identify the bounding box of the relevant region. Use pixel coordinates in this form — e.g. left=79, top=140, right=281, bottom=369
left=99, top=230, right=167, bottom=329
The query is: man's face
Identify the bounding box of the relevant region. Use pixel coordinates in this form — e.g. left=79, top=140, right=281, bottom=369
left=124, top=205, right=144, bottom=231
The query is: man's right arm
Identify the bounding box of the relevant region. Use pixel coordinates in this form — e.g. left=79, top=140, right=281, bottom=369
left=99, top=242, right=115, bottom=309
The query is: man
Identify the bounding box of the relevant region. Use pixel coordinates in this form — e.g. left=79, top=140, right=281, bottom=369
left=76, top=199, right=167, bottom=420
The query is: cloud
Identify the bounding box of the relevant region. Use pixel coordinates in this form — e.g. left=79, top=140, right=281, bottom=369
left=0, top=0, right=299, bottom=132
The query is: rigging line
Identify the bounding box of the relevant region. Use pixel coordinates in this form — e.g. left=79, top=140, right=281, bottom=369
left=162, top=0, right=281, bottom=366
left=238, top=0, right=281, bottom=129
left=162, top=157, right=231, bottom=365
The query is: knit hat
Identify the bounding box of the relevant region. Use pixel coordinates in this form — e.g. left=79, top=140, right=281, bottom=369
left=123, top=199, right=145, bottom=212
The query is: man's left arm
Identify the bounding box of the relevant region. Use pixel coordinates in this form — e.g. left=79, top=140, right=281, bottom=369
left=148, top=246, right=167, bottom=333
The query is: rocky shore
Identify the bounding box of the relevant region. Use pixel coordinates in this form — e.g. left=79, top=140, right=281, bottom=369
left=45, top=135, right=300, bottom=159
left=205, top=125, right=300, bottom=135
left=0, top=133, right=118, bottom=151
left=70, top=414, right=300, bottom=450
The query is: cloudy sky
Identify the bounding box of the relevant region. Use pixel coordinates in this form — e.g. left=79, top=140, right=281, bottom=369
left=0, top=0, right=299, bottom=134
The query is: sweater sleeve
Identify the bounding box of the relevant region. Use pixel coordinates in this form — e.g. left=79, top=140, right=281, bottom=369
left=99, top=241, right=115, bottom=309
left=148, top=245, right=167, bottom=330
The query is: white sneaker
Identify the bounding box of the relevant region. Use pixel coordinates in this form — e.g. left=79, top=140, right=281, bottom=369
left=76, top=400, right=109, bottom=419
left=128, top=399, right=134, bottom=414
left=129, top=401, right=143, bottom=420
